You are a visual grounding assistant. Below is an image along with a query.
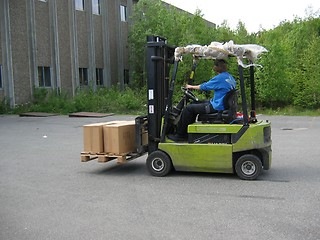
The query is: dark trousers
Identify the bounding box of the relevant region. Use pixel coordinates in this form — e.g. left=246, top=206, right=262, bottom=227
left=176, top=101, right=215, bottom=136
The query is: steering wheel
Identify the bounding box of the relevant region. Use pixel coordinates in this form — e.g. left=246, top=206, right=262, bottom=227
left=181, top=87, right=199, bottom=102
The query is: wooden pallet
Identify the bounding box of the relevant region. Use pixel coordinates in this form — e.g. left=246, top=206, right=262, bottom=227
left=80, top=152, right=140, bottom=164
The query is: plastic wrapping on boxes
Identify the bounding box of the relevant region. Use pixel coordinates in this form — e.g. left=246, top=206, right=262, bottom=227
left=174, top=40, right=268, bottom=68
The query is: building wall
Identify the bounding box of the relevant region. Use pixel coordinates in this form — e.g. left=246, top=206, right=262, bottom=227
left=0, top=13, right=3, bottom=100
left=94, top=16, right=103, bottom=68
left=0, top=0, right=136, bottom=107
left=121, top=0, right=131, bottom=71
left=122, top=22, right=129, bottom=70
left=76, top=11, right=88, bottom=68
left=35, top=1, right=51, bottom=67
left=9, top=1, right=31, bottom=104
left=0, top=0, right=9, bottom=103
left=56, top=0, right=72, bottom=94
left=106, top=0, right=118, bottom=85
left=0, top=0, right=209, bottom=107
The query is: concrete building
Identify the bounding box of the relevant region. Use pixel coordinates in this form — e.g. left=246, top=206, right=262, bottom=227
left=0, top=0, right=215, bottom=108
left=0, top=0, right=136, bottom=107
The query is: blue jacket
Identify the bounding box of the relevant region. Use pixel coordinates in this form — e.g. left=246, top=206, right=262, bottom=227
left=200, top=72, right=236, bottom=110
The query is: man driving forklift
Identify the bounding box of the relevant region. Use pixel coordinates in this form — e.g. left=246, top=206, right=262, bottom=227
left=168, top=59, right=236, bottom=142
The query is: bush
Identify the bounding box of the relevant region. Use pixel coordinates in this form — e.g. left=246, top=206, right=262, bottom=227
left=0, top=99, right=10, bottom=114
left=7, top=87, right=147, bottom=115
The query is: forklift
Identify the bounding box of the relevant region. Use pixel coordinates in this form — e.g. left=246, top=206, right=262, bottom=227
left=135, top=36, right=272, bottom=180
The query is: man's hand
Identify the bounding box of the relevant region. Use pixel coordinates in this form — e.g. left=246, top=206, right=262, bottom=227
left=186, top=84, right=200, bottom=90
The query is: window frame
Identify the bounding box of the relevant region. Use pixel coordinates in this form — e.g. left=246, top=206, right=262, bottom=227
left=96, top=68, right=104, bottom=86
left=92, top=0, right=101, bottom=15
left=0, top=64, right=2, bottom=89
left=75, top=0, right=85, bottom=11
left=38, top=66, right=52, bottom=88
left=120, top=5, right=127, bottom=22
left=124, top=69, right=129, bottom=85
left=79, top=68, right=88, bottom=86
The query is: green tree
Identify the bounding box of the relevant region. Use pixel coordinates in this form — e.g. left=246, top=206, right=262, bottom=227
left=292, top=34, right=320, bottom=108
left=256, top=28, right=293, bottom=108
left=128, top=0, right=220, bottom=88
left=129, top=1, right=320, bottom=111
left=256, top=15, right=320, bottom=109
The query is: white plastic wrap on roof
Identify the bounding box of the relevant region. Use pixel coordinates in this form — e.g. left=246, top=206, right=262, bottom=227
left=174, top=40, right=268, bottom=68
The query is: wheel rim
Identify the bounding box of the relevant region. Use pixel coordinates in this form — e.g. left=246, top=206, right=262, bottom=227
left=151, top=158, right=165, bottom=172
left=241, top=161, right=256, bottom=176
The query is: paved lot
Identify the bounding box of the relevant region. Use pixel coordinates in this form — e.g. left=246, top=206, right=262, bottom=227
left=0, top=114, right=319, bottom=240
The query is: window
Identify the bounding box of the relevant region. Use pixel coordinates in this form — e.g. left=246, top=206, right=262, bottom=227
left=0, top=65, right=2, bottom=88
left=120, top=5, right=127, bottom=22
left=38, top=66, right=51, bottom=87
left=96, top=68, right=103, bottom=86
left=79, top=68, right=88, bottom=86
left=92, top=0, right=100, bottom=15
left=75, top=0, right=84, bottom=11
left=124, top=69, right=129, bottom=85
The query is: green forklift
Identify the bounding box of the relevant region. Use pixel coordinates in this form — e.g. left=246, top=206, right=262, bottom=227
left=135, top=36, right=272, bottom=180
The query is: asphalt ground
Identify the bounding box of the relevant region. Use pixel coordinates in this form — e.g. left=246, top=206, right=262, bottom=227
left=0, top=114, right=319, bottom=240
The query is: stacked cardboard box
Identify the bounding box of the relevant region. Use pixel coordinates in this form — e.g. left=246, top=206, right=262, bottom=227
left=82, top=120, right=136, bottom=155
left=103, top=121, right=136, bottom=154
left=83, top=122, right=108, bottom=153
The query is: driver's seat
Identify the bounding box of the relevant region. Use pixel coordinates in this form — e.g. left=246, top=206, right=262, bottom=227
left=197, top=89, right=238, bottom=124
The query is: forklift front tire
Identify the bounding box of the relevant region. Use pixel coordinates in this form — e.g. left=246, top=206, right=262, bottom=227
left=146, top=150, right=173, bottom=177
left=235, top=154, right=262, bottom=180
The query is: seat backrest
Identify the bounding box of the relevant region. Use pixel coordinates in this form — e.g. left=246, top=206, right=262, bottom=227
left=223, top=89, right=238, bottom=121
left=197, top=89, right=238, bottom=124
left=223, top=89, right=237, bottom=110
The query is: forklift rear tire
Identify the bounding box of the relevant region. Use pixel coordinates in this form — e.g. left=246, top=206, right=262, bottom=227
left=235, top=154, right=262, bottom=180
left=146, top=150, right=173, bottom=177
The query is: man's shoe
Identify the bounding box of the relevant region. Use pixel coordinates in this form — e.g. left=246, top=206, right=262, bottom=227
left=167, top=134, right=188, bottom=142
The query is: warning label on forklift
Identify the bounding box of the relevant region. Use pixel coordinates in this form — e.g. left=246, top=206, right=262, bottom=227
left=149, top=105, right=154, bottom=114
left=148, top=89, right=154, bottom=100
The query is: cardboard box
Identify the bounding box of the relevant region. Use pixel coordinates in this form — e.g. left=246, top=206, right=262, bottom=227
left=142, top=131, right=148, bottom=146
left=83, top=123, right=106, bottom=153
left=103, top=121, right=136, bottom=155
left=82, top=121, right=120, bottom=153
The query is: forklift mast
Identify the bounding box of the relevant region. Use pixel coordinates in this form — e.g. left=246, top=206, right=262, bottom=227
left=145, top=36, right=175, bottom=154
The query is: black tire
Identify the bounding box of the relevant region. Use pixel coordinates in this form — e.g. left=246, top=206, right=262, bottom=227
left=146, top=150, right=173, bottom=177
left=235, top=154, right=262, bottom=180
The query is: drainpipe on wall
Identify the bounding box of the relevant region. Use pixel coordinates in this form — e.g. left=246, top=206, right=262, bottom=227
left=1, top=0, right=15, bottom=108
